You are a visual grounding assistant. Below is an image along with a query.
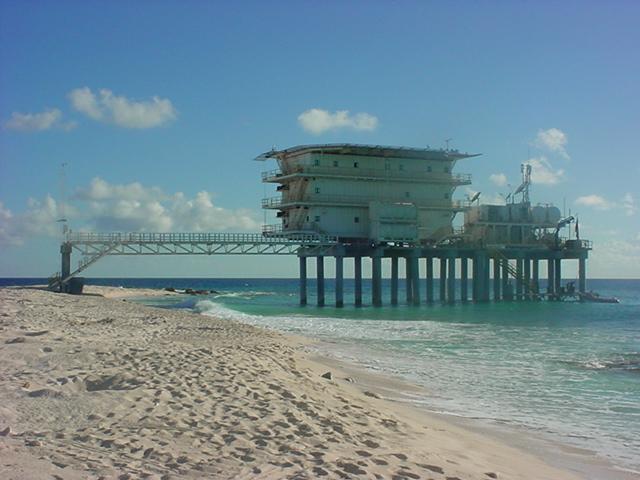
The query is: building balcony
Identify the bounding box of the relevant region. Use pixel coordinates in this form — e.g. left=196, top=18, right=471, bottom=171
left=262, top=194, right=470, bottom=211
left=261, top=166, right=472, bottom=186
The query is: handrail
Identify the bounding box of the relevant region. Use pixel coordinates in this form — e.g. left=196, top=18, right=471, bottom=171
left=66, top=231, right=339, bottom=245
left=262, top=194, right=470, bottom=210
left=262, top=166, right=472, bottom=184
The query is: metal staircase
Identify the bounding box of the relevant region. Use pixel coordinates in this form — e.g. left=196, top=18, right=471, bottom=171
left=490, top=249, right=539, bottom=297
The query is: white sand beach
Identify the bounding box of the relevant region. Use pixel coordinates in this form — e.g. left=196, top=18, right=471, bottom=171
left=0, top=286, right=614, bottom=479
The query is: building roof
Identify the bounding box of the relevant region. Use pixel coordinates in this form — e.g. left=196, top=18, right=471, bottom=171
left=255, top=144, right=481, bottom=161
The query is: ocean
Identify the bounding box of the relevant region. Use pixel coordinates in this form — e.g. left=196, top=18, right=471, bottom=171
left=3, top=277, right=639, bottom=473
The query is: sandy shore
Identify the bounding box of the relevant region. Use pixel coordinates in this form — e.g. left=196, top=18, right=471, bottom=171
left=0, top=286, right=597, bottom=479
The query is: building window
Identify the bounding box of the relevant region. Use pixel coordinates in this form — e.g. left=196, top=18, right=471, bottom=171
left=405, top=192, right=410, bottom=198
left=315, top=187, right=320, bottom=194
left=399, top=164, right=404, bottom=171
left=314, top=158, right=320, bottom=166
left=306, top=216, right=309, bottom=222
left=314, top=215, right=320, bottom=222
left=444, top=193, right=449, bottom=199
left=427, top=166, right=432, bottom=172
left=385, top=162, right=390, bottom=170
left=333, top=160, right=338, bottom=167
left=444, top=166, right=449, bottom=173
left=354, top=216, right=360, bottom=223
left=353, top=161, right=359, bottom=168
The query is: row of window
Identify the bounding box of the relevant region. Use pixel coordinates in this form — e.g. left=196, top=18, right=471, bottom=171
left=311, top=187, right=449, bottom=199
left=307, top=215, right=360, bottom=223
left=312, top=158, right=449, bottom=173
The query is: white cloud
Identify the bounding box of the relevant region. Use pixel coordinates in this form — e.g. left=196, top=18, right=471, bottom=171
left=0, top=197, right=63, bottom=245
left=0, top=179, right=260, bottom=246
left=535, top=128, right=569, bottom=159
left=68, top=87, right=103, bottom=120
left=68, top=87, right=176, bottom=128
left=489, top=173, right=508, bottom=187
left=524, top=157, right=565, bottom=185
left=298, top=108, right=378, bottom=134
left=589, top=238, right=640, bottom=278
left=574, top=193, right=636, bottom=216
left=3, top=109, right=76, bottom=132
left=622, top=192, right=636, bottom=216
left=575, top=194, right=614, bottom=211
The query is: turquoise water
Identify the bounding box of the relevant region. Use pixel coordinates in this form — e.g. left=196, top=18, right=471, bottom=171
left=3, top=278, right=639, bottom=471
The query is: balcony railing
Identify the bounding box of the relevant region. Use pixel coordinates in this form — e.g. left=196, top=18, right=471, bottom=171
left=261, top=166, right=472, bottom=185
left=262, top=194, right=470, bottom=210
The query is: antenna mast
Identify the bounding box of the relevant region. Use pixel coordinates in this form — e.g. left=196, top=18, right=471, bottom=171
left=58, top=163, right=68, bottom=238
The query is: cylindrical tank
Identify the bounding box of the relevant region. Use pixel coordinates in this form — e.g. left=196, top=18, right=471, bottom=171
left=532, top=206, right=547, bottom=224
left=547, top=206, right=561, bottom=223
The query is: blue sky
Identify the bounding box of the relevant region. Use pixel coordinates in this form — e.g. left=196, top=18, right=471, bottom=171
left=1, top=0, right=639, bottom=278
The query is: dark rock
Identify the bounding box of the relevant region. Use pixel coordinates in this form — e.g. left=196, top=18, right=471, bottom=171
left=25, top=330, right=49, bottom=337
left=321, top=371, right=332, bottom=380
left=364, top=390, right=381, bottom=399
left=5, top=337, right=25, bottom=344
left=485, top=473, right=498, bottom=479
left=164, top=287, right=176, bottom=292
left=0, top=426, right=11, bottom=436
left=25, top=439, right=42, bottom=447
left=28, top=388, right=63, bottom=398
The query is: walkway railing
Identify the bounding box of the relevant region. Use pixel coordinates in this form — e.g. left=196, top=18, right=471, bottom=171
left=262, top=166, right=472, bottom=184
left=262, top=194, right=470, bottom=210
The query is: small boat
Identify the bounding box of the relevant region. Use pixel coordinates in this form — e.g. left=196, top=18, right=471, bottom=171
left=579, top=291, right=620, bottom=304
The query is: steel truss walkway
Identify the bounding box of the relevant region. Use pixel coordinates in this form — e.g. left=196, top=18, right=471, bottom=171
left=50, top=232, right=339, bottom=291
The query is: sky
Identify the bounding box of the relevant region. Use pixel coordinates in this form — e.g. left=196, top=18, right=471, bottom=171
left=1, top=0, right=639, bottom=278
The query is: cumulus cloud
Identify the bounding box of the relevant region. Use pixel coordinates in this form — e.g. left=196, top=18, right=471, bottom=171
left=298, top=108, right=378, bottom=134
left=0, top=197, right=63, bottom=245
left=535, top=128, right=569, bottom=159
left=622, top=192, right=636, bottom=216
left=3, top=109, right=76, bottom=132
left=68, top=87, right=176, bottom=128
left=574, top=192, right=636, bottom=216
left=524, top=157, right=565, bottom=185
left=0, top=178, right=260, bottom=246
left=575, top=194, right=614, bottom=211
left=489, top=173, right=508, bottom=187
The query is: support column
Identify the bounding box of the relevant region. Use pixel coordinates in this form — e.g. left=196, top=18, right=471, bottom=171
left=335, top=255, right=344, bottom=308
left=439, top=258, right=447, bottom=303
left=547, top=258, right=555, bottom=297
left=447, top=255, right=456, bottom=304
left=493, top=258, right=500, bottom=301
left=372, top=254, right=383, bottom=307
left=554, top=258, right=562, bottom=295
left=460, top=257, right=468, bottom=302
left=426, top=257, right=434, bottom=303
left=316, top=256, right=325, bottom=307
left=405, top=257, right=413, bottom=304
left=481, top=254, right=491, bottom=302
left=391, top=256, right=399, bottom=305
left=523, top=257, right=531, bottom=299
left=578, top=257, right=586, bottom=293
left=354, top=256, right=362, bottom=307
left=411, top=252, right=420, bottom=306
left=532, top=259, right=539, bottom=296
left=502, top=259, right=512, bottom=300
left=515, top=258, right=523, bottom=300
left=472, top=255, right=479, bottom=302
left=60, top=242, right=72, bottom=293
left=299, top=256, right=307, bottom=306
